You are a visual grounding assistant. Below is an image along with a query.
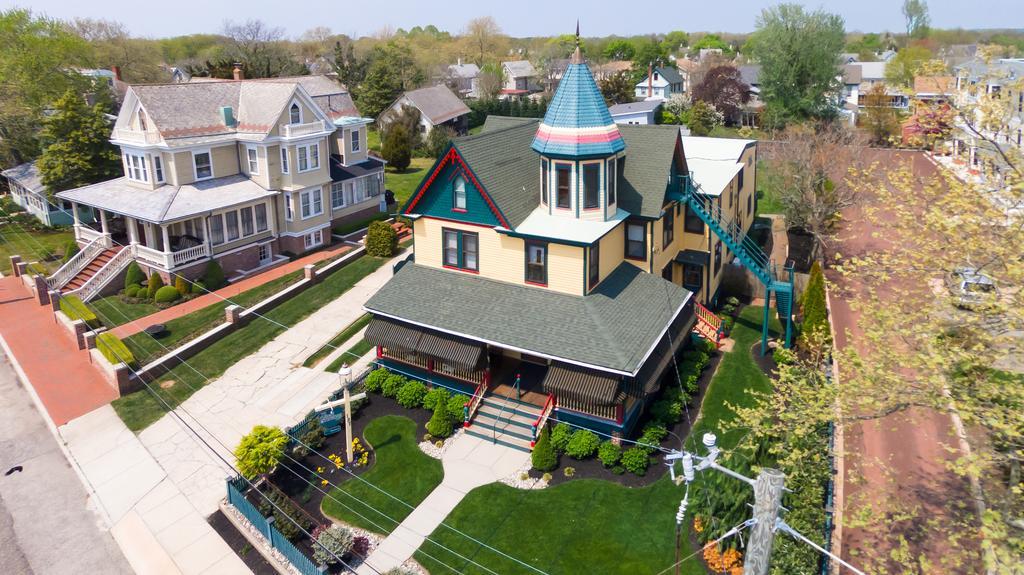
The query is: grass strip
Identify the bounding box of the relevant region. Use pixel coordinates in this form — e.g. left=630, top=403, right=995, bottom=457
left=303, top=313, right=372, bottom=368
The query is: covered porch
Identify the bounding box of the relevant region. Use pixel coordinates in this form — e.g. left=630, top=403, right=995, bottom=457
left=71, top=207, right=211, bottom=270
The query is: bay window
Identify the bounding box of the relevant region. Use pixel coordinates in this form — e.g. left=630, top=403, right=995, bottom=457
left=351, top=129, right=360, bottom=152
left=541, top=160, right=549, bottom=205
left=153, top=155, right=164, bottom=183
left=124, top=153, right=149, bottom=182
left=300, top=187, right=323, bottom=219
left=297, top=143, right=320, bottom=172
left=280, top=147, right=289, bottom=174
left=284, top=192, right=293, bottom=221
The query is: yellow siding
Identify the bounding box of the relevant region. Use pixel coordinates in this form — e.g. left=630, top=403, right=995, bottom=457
left=172, top=151, right=194, bottom=185
left=271, top=96, right=319, bottom=137
left=414, top=218, right=584, bottom=296
left=281, top=184, right=331, bottom=234
left=239, top=144, right=272, bottom=189
left=212, top=145, right=238, bottom=178
left=596, top=224, right=624, bottom=286
left=282, top=138, right=330, bottom=191
left=266, top=144, right=282, bottom=190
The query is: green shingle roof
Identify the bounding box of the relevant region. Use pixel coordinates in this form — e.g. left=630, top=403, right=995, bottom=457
left=616, top=124, right=683, bottom=219
left=364, top=261, right=692, bottom=374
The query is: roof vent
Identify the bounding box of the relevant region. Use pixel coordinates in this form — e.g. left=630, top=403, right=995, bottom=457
left=220, top=106, right=236, bottom=127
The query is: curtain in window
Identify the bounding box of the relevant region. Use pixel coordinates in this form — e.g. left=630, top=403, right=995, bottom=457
left=526, top=243, right=546, bottom=284
left=210, top=215, right=224, bottom=244
left=255, top=204, right=268, bottom=232
left=225, top=211, right=239, bottom=241
left=443, top=230, right=458, bottom=266
left=462, top=233, right=478, bottom=270
left=241, top=207, right=254, bottom=236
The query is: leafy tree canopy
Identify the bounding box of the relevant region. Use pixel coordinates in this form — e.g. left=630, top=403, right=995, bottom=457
left=37, top=90, right=121, bottom=196
left=603, top=39, right=635, bottom=60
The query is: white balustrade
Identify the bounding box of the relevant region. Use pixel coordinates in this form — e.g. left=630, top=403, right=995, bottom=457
left=171, top=243, right=210, bottom=267
left=134, top=244, right=172, bottom=269
left=76, top=226, right=111, bottom=247
left=111, top=128, right=162, bottom=144
left=280, top=120, right=327, bottom=139
left=46, top=237, right=104, bottom=289
left=68, top=246, right=134, bottom=302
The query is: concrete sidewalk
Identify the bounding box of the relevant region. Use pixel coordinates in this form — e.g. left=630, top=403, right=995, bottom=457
left=355, top=433, right=529, bottom=575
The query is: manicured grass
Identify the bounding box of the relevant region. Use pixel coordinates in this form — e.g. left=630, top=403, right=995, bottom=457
left=755, top=160, right=785, bottom=217
left=332, top=212, right=389, bottom=237
left=0, top=220, right=74, bottom=275
left=325, top=339, right=375, bottom=373
left=321, top=415, right=443, bottom=534
left=386, top=157, right=434, bottom=210
left=121, top=270, right=304, bottom=366
left=303, top=313, right=372, bottom=368
left=367, top=129, right=382, bottom=153
left=112, top=255, right=391, bottom=432
left=413, top=306, right=780, bottom=575
left=709, top=125, right=767, bottom=140
left=90, top=295, right=161, bottom=328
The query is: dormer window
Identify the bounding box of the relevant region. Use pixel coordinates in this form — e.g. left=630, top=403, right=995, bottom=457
left=138, top=110, right=148, bottom=131
left=453, top=177, right=467, bottom=211
left=289, top=103, right=301, bottom=124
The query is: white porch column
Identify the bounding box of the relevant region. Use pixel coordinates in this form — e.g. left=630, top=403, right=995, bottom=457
left=127, top=217, right=139, bottom=244
left=71, top=202, right=81, bottom=227
left=144, top=222, right=155, bottom=247
left=161, top=225, right=171, bottom=253
left=99, top=209, right=108, bottom=234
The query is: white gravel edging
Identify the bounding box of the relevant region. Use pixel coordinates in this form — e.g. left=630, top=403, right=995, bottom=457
left=499, top=458, right=548, bottom=490
left=418, top=428, right=463, bottom=459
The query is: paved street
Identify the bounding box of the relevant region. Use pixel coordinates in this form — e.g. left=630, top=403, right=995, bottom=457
left=0, top=354, right=132, bottom=575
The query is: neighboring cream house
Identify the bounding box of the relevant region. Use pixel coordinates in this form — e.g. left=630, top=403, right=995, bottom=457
left=54, top=74, right=384, bottom=300
left=635, top=66, right=685, bottom=101
left=378, top=85, right=470, bottom=137
left=2, top=161, right=95, bottom=227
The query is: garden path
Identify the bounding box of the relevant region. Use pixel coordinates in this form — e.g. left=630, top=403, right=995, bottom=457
left=355, top=432, right=530, bottom=575
left=136, top=250, right=405, bottom=518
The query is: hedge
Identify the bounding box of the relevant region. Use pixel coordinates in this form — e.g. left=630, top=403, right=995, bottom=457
left=154, top=285, right=181, bottom=303
left=96, top=332, right=136, bottom=367
left=59, top=295, right=100, bottom=328
left=366, top=221, right=397, bottom=257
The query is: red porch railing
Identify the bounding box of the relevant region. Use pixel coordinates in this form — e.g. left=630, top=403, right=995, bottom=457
left=530, top=394, right=557, bottom=447
left=693, top=301, right=724, bottom=348
left=463, top=370, right=491, bottom=428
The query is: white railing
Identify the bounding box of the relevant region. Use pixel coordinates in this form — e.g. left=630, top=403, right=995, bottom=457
left=75, top=226, right=112, bottom=247
left=134, top=244, right=172, bottom=269
left=111, top=128, right=162, bottom=144
left=280, top=120, right=328, bottom=139
left=47, top=237, right=104, bottom=289
left=172, top=243, right=210, bottom=267
left=68, top=246, right=133, bottom=302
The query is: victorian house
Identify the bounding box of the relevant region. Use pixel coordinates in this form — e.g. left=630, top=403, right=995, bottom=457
left=362, top=44, right=764, bottom=449
left=52, top=73, right=385, bottom=301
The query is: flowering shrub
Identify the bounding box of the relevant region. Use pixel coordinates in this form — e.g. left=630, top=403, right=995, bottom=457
left=703, top=544, right=743, bottom=574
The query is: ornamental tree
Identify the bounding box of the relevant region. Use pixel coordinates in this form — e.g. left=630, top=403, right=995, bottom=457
left=37, top=90, right=121, bottom=196
left=234, top=425, right=288, bottom=479
left=691, top=65, right=750, bottom=125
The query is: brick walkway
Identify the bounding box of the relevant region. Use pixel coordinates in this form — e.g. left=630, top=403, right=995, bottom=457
left=111, top=243, right=353, bottom=338
left=0, top=276, right=118, bottom=425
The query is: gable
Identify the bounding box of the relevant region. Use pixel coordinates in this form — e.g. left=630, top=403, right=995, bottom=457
left=404, top=147, right=506, bottom=227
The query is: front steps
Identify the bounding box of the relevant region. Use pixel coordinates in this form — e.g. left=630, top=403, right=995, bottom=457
left=61, top=248, right=121, bottom=293
left=465, top=395, right=541, bottom=452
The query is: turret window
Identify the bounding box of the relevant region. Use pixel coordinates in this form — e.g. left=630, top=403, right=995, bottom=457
left=583, top=163, right=600, bottom=209
left=607, top=158, right=617, bottom=205
left=453, top=177, right=467, bottom=211
left=556, top=165, right=571, bottom=209
left=541, top=160, right=549, bottom=205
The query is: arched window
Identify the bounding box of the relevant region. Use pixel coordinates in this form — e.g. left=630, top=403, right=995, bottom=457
left=453, top=177, right=467, bottom=211
left=289, top=103, right=301, bottom=124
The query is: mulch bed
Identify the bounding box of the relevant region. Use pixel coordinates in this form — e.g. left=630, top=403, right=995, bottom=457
left=787, top=229, right=815, bottom=273
left=207, top=509, right=278, bottom=575
left=534, top=349, right=725, bottom=489
left=751, top=341, right=779, bottom=380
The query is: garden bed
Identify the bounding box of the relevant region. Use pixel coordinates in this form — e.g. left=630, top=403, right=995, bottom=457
left=207, top=509, right=278, bottom=575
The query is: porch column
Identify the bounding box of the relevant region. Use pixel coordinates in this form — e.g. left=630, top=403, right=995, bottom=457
left=99, top=209, right=109, bottom=234
left=127, top=217, right=139, bottom=244
left=71, top=202, right=81, bottom=227
left=144, top=222, right=155, bottom=247
left=161, top=225, right=172, bottom=269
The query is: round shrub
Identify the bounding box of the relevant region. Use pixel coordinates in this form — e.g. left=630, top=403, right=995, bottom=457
left=363, top=368, right=389, bottom=393
left=422, top=387, right=450, bottom=410
left=447, top=393, right=468, bottom=422
left=381, top=373, right=406, bottom=398
left=191, top=280, right=206, bottom=294
left=234, top=425, right=287, bottom=479
left=425, top=402, right=453, bottom=438
left=621, top=446, right=651, bottom=476
left=638, top=424, right=668, bottom=453
left=597, top=441, right=622, bottom=468
left=396, top=380, right=427, bottom=408
left=550, top=422, right=572, bottom=453
left=312, top=525, right=354, bottom=565
left=203, top=260, right=226, bottom=290
left=124, top=261, right=145, bottom=290
left=650, top=397, right=683, bottom=426
left=530, top=426, right=557, bottom=472
left=124, top=284, right=141, bottom=298
left=146, top=272, right=165, bottom=299
left=565, top=429, right=600, bottom=459
left=366, top=220, right=398, bottom=257
left=174, top=274, right=190, bottom=296
left=154, top=285, right=181, bottom=303
left=563, top=466, right=575, bottom=478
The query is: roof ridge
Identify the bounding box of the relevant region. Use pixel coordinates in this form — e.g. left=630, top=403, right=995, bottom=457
left=456, top=118, right=538, bottom=142
left=157, top=184, right=184, bottom=221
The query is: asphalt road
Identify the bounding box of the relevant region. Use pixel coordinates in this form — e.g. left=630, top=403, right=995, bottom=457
left=0, top=354, right=132, bottom=575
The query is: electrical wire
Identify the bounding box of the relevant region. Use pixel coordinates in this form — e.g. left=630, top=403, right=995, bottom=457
left=649, top=517, right=753, bottom=575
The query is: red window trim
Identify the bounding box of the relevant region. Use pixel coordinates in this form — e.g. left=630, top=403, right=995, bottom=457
left=443, top=264, right=479, bottom=274
left=525, top=280, right=548, bottom=287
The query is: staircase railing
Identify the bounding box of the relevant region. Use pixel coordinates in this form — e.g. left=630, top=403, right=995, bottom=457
left=530, top=394, right=556, bottom=447
left=46, top=237, right=104, bottom=290
left=66, top=245, right=133, bottom=302
left=463, top=372, right=490, bottom=428
left=491, top=375, right=520, bottom=445
left=693, top=301, right=723, bottom=346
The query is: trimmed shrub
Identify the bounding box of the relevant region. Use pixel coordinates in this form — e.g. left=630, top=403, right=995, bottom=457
left=352, top=536, right=370, bottom=558
left=96, top=332, right=135, bottom=366
left=650, top=397, right=683, bottom=425
left=312, top=525, right=354, bottom=565
left=565, top=429, right=600, bottom=459
left=203, top=260, right=226, bottom=290
left=563, top=466, right=575, bottom=478
left=426, top=402, right=453, bottom=438
left=301, top=420, right=326, bottom=450
left=146, top=272, right=165, bottom=299
left=234, top=425, right=287, bottom=479
left=422, top=387, right=450, bottom=410
left=381, top=373, right=406, bottom=398
left=598, top=441, right=622, bottom=467
left=396, top=380, right=428, bottom=408
left=550, top=422, right=572, bottom=453
left=124, top=261, right=145, bottom=289
left=447, top=393, right=468, bottom=423
left=801, top=261, right=830, bottom=344
left=59, top=295, right=99, bottom=328
left=365, top=220, right=398, bottom=257
left=124, top=284, right=141, bottom=298
left=174, top=274, right=189, bottom=296
left=638, top=423, right=668, bottom=453
left=531, top=426, right=557, bottom=472
left=364, top=368, right=389, bottom=393
left=154, top=285, right=181, bottom=303
left=61, top=238, right=79, bottom=263
left=621, top=446, right=651, bottom=475
left=191, top=280, right=206, bottom=294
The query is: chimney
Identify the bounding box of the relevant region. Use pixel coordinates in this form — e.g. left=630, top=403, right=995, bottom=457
left=232, top=63, right=243, bottom=81
left=457, top=57, right=462, bottom=66
left=111, top=65, right=122, bottom=82
left=648, top=62, right=653, bottom=98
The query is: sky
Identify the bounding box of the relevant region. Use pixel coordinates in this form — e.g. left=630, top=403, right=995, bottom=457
left=4, top=0, right=1023, bottom=39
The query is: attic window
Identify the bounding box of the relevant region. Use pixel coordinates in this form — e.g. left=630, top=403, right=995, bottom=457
left=453, top=177, right=467, bottom=211
left=138, top=110, right=148, bottom=131
left=289, top=103, right=301, bottom=124
left=653, top=72, right=659, bottom=81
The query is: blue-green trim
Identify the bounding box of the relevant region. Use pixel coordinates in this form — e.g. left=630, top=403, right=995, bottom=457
left=494, top=228, right=590, bottom=248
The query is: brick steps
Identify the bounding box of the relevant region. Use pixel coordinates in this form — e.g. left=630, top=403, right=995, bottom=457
left=61, top=248, right=122, bottom=294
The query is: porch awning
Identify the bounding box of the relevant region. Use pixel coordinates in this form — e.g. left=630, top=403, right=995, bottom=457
left=365, top=316, right=485, bottom=370
left=542, top=363, right=621, bottom=406
left=675, top=249, right=709, bottom=267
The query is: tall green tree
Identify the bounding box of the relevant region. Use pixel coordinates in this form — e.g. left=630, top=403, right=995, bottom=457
left=599, top=72, right=635, bottom=105
left=332, top=38, right=367, bottom=99
left=902, top=0, right=930, bottom=41
left=660, top=31, right=690, bottom=55
left=884, top=45, right=933, bottom=88
left=37, top=90, right=121, bottom=195
left=629, top=38, right=670, bottom=83
left=748, top=4, right=846, bottom=121
left=603, top=39, right=635, bottom=60
left=381, top=123, right=412, bottom=171
left=359, top=42, right=425, bottom=119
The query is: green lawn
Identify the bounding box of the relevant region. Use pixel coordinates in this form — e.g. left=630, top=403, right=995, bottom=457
left=303, top=313, right=372, bottom=367
left=112, top=255, right=391, bottom=432
left=121, top=270, right=304, bottom=366
left=386, top=157, right=434, bottom=210
left=755, top=160, right=785, bottom=217
left=321, top=415, right=443, bottom=534
left=413, top=306, right=780, bottom=575
left=325, top=338, right=375, bottom=373
left=0, top=220, right=74, bottom=275
left=90, top=296, right=161, bottom=328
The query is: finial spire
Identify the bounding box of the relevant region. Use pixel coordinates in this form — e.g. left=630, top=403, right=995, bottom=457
left=571, top=20, right=583, bottom=64
left=575, top=20, right=580, bottom=46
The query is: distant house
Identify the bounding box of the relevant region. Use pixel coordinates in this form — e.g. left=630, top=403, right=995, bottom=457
left=593, top=60, right=633, bottom=81
left=2, top=162, right=94, bottom=227
left=913, top=76, right=955, bottom=104
left=853, top=61, right=909, bottom=109
left=447, top=59, right=480, bottom=98
left=501, top=60, right=538, bottom=97
left=839, top=53, right=860, bottom=64
left=634, top=66, right=685, bottom=100
left=608, top=100, right=662, bottom=125
left=379, top=85, right=471, bottom=136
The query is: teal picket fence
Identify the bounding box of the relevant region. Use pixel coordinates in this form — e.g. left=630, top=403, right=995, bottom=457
left=225, top=477, right=325, bottom=575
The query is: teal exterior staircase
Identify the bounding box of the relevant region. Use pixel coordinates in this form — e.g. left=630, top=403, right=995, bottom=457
left=679, top=174, right=794, bottom=352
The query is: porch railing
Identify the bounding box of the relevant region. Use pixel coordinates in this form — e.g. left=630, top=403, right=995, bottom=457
left=47, top=236, right=104, bottom=290
left=111, top=128, right=162, bottom=144
left=463, top=372, right=490, bottom=428
left=280, top=120, right=328, bottom=139
left=76, top=226, right=111, bottom=247
left=67, top=245, right=133, bottom=302
left=172, top=243, right=211, bottom=267
left=530, top=394, right=557, bottom=447
left=135, top=243, right=211, bottom=270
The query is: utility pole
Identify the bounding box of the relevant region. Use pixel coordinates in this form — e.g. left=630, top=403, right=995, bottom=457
left=743, top=468, right=786, bottom=575
left=340, top=365, right=354, bottom=464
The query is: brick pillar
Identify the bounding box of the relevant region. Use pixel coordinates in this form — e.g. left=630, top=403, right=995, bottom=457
left=225, top=304, right=242, bottom=324
left=75, top=322, right=90, bottom=350
left=84, top=331, right=97, bottom=350
left=33, top=275, right=50, bottom=305
left=610, top=432, right=623, bottom=447
left=114, top=364, right=137, bottom=395
left=9, top=255, right=22, bottom=277
left=303, top=264, right=317, bottom=283
left=48, top=290, right=60, bottom=312
left=16, top=262, right=28, bottom=276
